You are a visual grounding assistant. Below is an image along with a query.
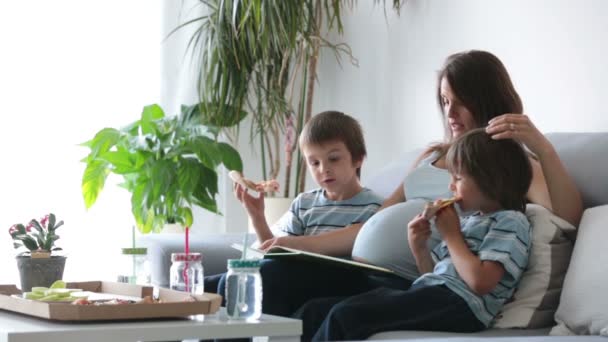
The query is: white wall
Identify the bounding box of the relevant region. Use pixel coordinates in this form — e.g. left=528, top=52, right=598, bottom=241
left=164, top=0, right=608, bottom=235
left=314, top=0, right=608, bottom=187
left=0, top=1, right=161, bottom=285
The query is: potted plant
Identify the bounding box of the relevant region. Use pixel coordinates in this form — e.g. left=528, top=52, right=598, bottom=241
left=173, top=0, right=402, bottom=199
left=80, top=103, right=243, bottom=233
left=9, top=213, right=67, bottom=291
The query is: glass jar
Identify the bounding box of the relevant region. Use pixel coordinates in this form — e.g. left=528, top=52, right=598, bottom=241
left=169, top=252, right=204, bottom=294
left=117, top=248, right=150, bottom=285
left=225, top=259, right=262, bottom=320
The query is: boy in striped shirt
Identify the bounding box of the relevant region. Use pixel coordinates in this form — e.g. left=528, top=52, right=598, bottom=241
left=235, top=110, right=383, bottom=250
left=208, top=111, right=384, bottom=316
left=302, top=128, right=533, bottom=341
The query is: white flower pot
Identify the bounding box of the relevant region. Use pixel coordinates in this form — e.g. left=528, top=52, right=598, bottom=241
left=248, top=197, right=294, bottom=233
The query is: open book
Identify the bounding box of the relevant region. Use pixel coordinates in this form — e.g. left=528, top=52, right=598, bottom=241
left=231, top=243, right=395, bottom=275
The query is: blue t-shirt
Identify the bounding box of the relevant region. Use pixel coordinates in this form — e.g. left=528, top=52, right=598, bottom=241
left=413, top=210, right=531, bottom=327
left=274, top=188, right=383, bottom=236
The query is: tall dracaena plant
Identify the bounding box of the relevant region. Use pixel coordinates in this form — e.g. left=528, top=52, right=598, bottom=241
left=173, top=0, right=402, bottom=197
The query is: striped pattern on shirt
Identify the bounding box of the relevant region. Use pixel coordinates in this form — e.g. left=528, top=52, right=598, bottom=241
left=413, top=210, right=531, bottom=327
left=274, top=188, right=383, bottom=236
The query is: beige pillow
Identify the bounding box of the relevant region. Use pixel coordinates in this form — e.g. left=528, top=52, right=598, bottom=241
left=494, top=204, right=575, bottom=328
left=551, top=205, right=608, bottom=336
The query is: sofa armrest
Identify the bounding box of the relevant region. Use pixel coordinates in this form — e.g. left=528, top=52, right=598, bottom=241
left=138, top=233, right=256, bottom=288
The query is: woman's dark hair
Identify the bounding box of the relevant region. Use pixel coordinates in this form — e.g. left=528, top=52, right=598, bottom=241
left=299, top=111, right=366, bottom=177
left=446, top=128, right=532, bottom=212
left=437, top=50, right=523, bottom=139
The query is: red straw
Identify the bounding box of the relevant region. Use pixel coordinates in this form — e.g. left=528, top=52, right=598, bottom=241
left=185, top=226, right=190, bottom=255
left=184, top=226, right=190, bottom=292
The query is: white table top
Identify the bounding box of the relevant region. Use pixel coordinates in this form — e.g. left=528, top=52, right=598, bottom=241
left=0, top=308, right=302, bottom=342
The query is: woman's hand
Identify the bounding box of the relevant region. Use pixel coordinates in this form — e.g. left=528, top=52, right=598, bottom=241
left=234, top=183, right=265, bottom=220
left=486, top=113, right=583, bottom=226
left=408, top=213, right=431, bottom=253
left=485, top=114, right=553, bottom=156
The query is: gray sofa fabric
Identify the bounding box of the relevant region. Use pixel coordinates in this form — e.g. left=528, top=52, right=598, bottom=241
left=371, top=327, right=550, bottom=339
left=545, top=132, right=608, bottom=208
left=139, top=233, right=255, bottom=288
left=369, top=337, right=606, bottom=341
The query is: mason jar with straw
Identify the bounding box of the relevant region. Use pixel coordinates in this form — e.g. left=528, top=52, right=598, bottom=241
left=225, top=233, right=263, bottom=320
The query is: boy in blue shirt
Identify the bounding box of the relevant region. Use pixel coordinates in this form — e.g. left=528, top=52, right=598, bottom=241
left=206, top=111, right=384, bottom=316
left=296, top=128, right=533, bottom=341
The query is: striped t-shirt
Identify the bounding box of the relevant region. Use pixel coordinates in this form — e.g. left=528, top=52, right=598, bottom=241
left=413, top=210, right=531, bottom=327
left=274, top=188, right=383, bottom=237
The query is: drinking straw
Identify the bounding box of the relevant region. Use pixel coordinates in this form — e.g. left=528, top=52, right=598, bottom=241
left=184, top=226, right=190, bottom=292
left=185, top=226, right=190, bottom=255
left=241, top=232, right=248, bottom=259
left=235, top=231, right=249, bottom=319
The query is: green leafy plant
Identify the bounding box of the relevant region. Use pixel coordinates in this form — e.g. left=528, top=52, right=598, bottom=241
left=80, top=104, right=243, bottom=233
left=172, top=0, right=402, bottom=197
left=9, top=213, right=64, bottom=256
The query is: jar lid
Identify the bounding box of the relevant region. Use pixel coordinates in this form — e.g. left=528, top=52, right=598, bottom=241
left=228, top=259, right=261, bottom=268
left=121, top=247, right=147, bottom=255
left=171, top=252, right=202, bottom=262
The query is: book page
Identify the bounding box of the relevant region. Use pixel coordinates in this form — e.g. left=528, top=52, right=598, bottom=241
left=231, top=243, right=394, bottom=274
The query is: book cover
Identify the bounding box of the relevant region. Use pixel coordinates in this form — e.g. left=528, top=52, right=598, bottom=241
left=231, top=243, right=395, bottom=275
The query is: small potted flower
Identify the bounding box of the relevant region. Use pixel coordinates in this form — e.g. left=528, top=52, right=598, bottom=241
left=9, top=213, right=67, bottom=291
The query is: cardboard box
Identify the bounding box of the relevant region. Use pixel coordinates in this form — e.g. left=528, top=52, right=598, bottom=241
left=0, top=281, right=222, bottom=321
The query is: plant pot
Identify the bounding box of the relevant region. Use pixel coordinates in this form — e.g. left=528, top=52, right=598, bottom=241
left=160, top=223, right=184, bottom=234
left=248, top=197, right=294, bottom=233
left=16, top=255, right=66, bottom=292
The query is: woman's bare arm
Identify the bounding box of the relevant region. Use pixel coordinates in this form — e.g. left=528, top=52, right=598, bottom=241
left=487, top=114, right=583, bottom=226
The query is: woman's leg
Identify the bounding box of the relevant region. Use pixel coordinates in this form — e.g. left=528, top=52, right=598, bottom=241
left=312, top=285, right=485, bottom=341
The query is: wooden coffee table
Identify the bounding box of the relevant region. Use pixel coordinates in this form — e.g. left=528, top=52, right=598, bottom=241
left=0, top=308, right=302, bottom=342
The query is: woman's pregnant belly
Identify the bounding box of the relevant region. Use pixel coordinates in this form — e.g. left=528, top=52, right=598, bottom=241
left=352, top=199, right=442, bottom=280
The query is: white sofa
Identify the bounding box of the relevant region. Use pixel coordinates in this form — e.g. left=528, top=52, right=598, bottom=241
left=141, top=132, right=608, bottom=341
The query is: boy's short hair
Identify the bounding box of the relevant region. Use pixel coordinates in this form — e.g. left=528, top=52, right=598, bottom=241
left=446, top=128, right=532, bottom=212
left=299, top=111, right=367, bottom=177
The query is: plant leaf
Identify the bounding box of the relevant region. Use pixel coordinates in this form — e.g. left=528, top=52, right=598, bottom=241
left=82, top=160, right=110, bottom=209
left=140, top=104, right=165, bottom=135
left=21, top=236, right=39, bottom=251
left=192, top=136, right=222, bottom=169
left=217, top=142, right=243, bottom=171
left=83, top=128, right=121, bottom=159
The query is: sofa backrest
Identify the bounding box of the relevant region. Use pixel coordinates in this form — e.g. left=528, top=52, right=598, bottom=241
left=366, top=132, right=608, bottom=208
left=546, top=132, right=608, bottom=208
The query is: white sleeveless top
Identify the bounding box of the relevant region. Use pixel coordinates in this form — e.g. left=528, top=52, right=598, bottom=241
left=352, top=151, right=452, bottom=280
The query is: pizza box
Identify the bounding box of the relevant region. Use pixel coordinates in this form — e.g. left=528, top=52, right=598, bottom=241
left=0, top=281, right=221, bottom=321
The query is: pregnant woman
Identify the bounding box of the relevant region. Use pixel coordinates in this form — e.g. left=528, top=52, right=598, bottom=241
left=351, top=49, right=582, bottom=282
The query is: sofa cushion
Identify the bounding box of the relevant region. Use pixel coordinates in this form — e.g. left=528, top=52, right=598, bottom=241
left=494, top=204, right=574, bottom=329
left=551, top=205, right=608, bottom=336
left=545, top=132, right=608, bottom=208
left=139, top=233, right=253, bottom=287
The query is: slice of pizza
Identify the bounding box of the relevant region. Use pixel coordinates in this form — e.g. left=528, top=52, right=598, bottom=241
left=228, top=171, right=280, bottom=193
left=422, top=197, right=458, bottom=220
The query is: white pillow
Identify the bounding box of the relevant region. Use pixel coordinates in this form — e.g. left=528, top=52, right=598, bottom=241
left=551, top=205, right=608, bottom=335
left=494, top=204, right=575, bottom=328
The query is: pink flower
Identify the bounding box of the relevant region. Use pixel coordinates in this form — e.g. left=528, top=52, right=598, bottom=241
left=25, top=223, right=33, bottom=232
left=9, top=224, right=18, bottom=235
left=40, top=214, right=50, bottom=229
